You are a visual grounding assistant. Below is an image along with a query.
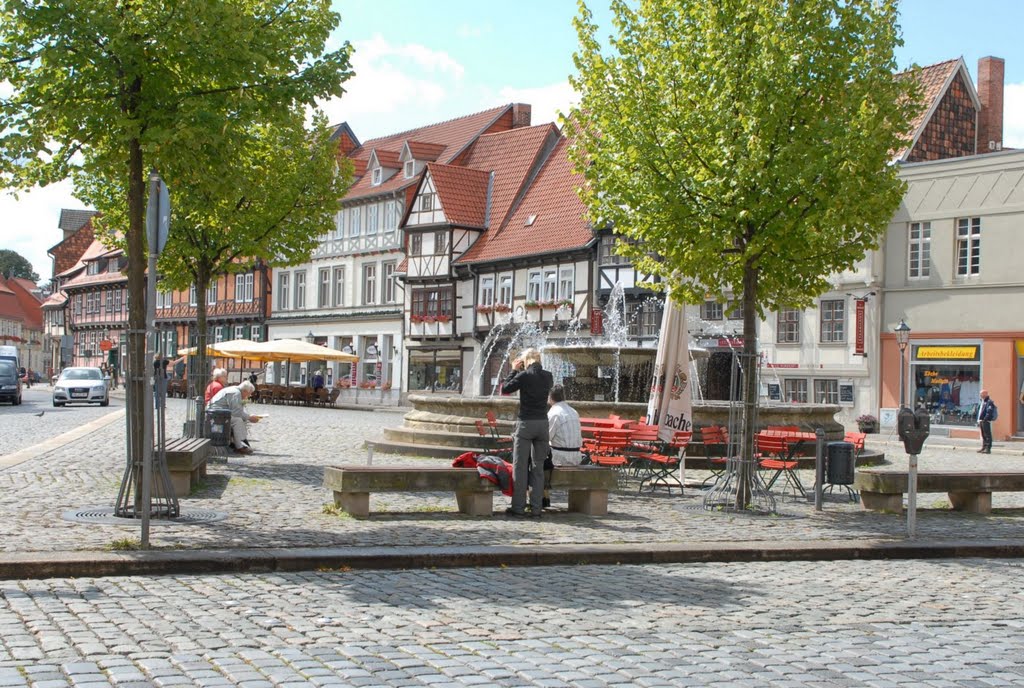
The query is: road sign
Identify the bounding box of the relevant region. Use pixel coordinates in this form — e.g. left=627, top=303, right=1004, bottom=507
left=99, top=339, right=113, bottom=352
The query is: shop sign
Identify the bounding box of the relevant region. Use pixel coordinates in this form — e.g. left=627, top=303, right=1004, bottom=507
left=854, top=300, right=865, bottom=356
left=766, top=362, right=798, bottom=368
left=99, top=339, right=113, bottom=352
left=913, top=345, right=979, bottom=361
left=767, top=383, right=781, bottom=401
left=839, top=381, right=854, bottom=405
left=590, top=309, right=603, bottom=336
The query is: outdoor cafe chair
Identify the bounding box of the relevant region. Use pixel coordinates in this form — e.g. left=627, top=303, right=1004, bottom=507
left=756, top=432, right=806, bottom=499
left=629, top=429, right=689, bottom=494
left=698, top=426, right=730, bottom=487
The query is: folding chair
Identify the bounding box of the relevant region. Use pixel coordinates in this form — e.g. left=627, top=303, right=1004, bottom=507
left=756, top=432, right=806, bottom=499
left=699, top=426, right=729, bottom=486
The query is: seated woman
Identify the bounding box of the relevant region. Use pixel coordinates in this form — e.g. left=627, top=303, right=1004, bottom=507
left=204, top=367, right=228, bottom=403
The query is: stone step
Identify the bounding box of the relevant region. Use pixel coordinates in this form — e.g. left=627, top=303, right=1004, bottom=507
left=366, top=439, right=489, bottom=459
left=383, top=426, right=509, bottom=450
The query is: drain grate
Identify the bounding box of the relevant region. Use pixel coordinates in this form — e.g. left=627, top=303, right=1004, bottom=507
left=62, top=505, right=228, bottom=525
left=673, top=503, right=805, bottom=519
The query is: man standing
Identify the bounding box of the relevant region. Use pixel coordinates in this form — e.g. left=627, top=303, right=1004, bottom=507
left=501, top=348, right=553, bottom=518
left=543, top=384, right=583, bottom=508
left=209, top=380, right=261, bottom=455
left=977, top=389, right=996, bottom=454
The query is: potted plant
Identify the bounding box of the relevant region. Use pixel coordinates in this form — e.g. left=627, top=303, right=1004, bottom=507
left=475, top=305, right=493, bottom=315
left=524, top=300, right=542, bottom=310
left=493, top=303, right=511, bottom=313
left=436, top=313, right=451, bottom=323
left=557, top=299, right=574, bottom=310
left=856, top=413, right=878, bottom=434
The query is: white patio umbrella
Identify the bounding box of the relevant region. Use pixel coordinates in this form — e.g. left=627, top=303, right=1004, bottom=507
left=646, top=291, right=693, bottom=443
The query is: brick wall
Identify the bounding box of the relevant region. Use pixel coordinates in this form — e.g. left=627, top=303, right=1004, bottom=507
left=907, top=72, right=978, bottom=162
left=977, top=56, right=1004, bottom=152
left=50, top=222, right=95, bottom=278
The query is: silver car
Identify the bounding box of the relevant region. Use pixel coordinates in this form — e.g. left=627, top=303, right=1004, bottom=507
left=53, top=367, right=109, bottom=407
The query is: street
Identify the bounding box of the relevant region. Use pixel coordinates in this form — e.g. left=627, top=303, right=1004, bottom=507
left=0, top=387, right=123, bottom=457
left=0, top=559, right=1022, bottom=686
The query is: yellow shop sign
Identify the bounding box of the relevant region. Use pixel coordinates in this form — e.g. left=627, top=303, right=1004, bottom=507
left=914, top=346, right=978, bottom=360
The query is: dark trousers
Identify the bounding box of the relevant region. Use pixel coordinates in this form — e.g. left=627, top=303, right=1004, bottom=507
left=979, top=420, right=992, bottom=451
left=511, top=420, right=549, bottom=513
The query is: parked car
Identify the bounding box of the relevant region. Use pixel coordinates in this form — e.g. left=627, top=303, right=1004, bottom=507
left=0, top=361, right=22, bottom=405
left=52, top=367, right=109, bottom=407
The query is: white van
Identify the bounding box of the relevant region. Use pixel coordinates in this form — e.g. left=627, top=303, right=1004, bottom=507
left=0, top=344, right=19, bottom=372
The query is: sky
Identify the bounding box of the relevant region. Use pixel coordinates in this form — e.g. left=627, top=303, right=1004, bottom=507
left=4, top=0, right=1024, bottom=283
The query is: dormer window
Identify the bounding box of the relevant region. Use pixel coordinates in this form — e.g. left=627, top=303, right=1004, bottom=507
left=371, top=167, right=382, bottom=186
left=86, top=261, right=100, bottom=276
left=404, top=160, right=416, bottom=179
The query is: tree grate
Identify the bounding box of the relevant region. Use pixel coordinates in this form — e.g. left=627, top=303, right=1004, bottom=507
left=62, top=505, right=228, bottom=525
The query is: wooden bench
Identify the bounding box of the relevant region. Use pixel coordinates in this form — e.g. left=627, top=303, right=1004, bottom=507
left=164, top=438, right=212, bottom=497
left=323, top=465, right=617, bottom=519
left=855, top=469, right=1024, bottom=514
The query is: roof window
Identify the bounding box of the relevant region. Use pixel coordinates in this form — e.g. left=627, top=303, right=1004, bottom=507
left=525, top=215, right=538, bottom=226
left=371, top=167, right=382, bottom=186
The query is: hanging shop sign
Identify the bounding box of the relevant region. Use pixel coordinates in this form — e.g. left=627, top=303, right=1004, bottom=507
left=854, top=300, right=865, bottom=356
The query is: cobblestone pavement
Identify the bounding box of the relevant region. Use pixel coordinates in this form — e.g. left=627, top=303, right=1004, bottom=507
left=0, top=394, right=1022, bottom=555
left=0, top=558, right=1022, bottom=686
left=0, top=387, right=124, bottom=457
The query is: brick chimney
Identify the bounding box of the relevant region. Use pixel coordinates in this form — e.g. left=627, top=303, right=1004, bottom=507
left=977, top=56, right=1004, bottom=152
left=512, top=103, right=532, bottom=129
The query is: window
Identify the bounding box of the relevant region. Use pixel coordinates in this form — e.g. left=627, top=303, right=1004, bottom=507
left=814, top=379, right=839, bottom=404
left=367, top=204, right=379, bottom=235
left=382, top=261, right=396, bottom=303
left=333, top=267, right=345, bottom=307
left=420, top=191, right=433, bottom=212
left=250, top=325, right=262, bottom=341
left=278, top=273, right=290, bottom=310
left=371, top=167, right=382, bottom=186
left=105, top=290, right=113, bottom=313
left=234, top=325, right=246, bottom=340
left=598, top=238, right=629, bottom=265
left=727, top=300, right=742, bottom=320
left=777, top=308, right=800, bottom=343
left=499, top=275, right=513, bottom=306
left=819, top=299, right=845, bottom=343
left=527, top=270, right=542, bottom=302
left=189, top=284, right=197, bottom=307
left=480, top=276, right=494, bottom=306
left=114, top=289, right=122, bottom=313
left=206, top=282, right=217, bottom=305
left=956, top=217, right=981, bottom=277
left=628, top=300, right=662, bottom=338
left=214, top=326, right=224, bottom=343
left=87, top=261, right=100, bottom=276
left=362, top=263, right=377, bottom=305
left=74, top=294, right=82, bottom=316
left=410, top=233, right=422, bottom=256
left=434, top=230, right=447, bottom=254
left=411, top=286, right=454, bottom=317
left=350, top=206, right=361, bottom=237
left=543, top=269, right=557, bottom=301
left=384, top=200, right=398, bottom=232
left=318, top=268, right=331, bottom=308
left=335, top=209, right=346, bottom=238
left=235, top=274, right=245, bottom=302
left=908, top=221, right=931, bottom=279
left=404, top=159, right=415, bottom=178
left=558, top=267, right=574, bottom=301
left=784, top=379, right=807, bottom=403
left=701, top=300, right=723, bottom=321
left=293, top=271, right=306, bottom=310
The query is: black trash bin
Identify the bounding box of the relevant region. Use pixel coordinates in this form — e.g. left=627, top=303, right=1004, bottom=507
left=207, top=409, right=232, bottom=447
left=825, top=441, right=857, bottom=500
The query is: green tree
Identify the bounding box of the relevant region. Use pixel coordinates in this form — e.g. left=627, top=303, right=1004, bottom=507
left=569, top=0, right=920, bottom=507
left=0, top=0, right=352, bottom=500
left=0, top=249, right=39, bottom=282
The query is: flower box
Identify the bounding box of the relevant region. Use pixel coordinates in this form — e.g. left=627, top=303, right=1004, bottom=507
left=524, top=301, right=542, bottom=310
left=492, top=303, right=512, bottom=313
left=475, top=305, right=493, bottom=315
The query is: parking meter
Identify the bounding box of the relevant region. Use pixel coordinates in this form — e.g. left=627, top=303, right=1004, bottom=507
left=897, top=407, right=930, bottom=455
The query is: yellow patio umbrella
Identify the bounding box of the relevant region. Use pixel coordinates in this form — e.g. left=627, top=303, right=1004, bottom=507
left=219, top=338, right=359, bottom=363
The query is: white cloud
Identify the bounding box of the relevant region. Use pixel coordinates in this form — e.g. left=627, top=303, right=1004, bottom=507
left=0, top=179, right=88, bottom=283
left=1002, top=82, right=1024, bottom=149
left=495, top=80, right=579, bottom=127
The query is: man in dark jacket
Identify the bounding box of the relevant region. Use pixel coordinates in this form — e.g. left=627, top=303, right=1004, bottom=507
left=501, top=347, right=553, bottom=517
left=977, top=389, right=996, bottom=454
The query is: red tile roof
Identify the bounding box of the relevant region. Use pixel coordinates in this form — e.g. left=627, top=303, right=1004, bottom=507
left=897, top=58, right=973, bottom=161
left=406, top=141, right=447, bottom=161
left=373, top=149, right=402, bottom=169
left=458, top=136, right=594, bottom=264
left=60, top=269, right=127, bottom=290
left=344, top=105, right=515, bottom=202
left=426, top=164, right=491, bottom=228
left=2, top=277, right=43, bottom=330
left=41, top=291, right=68, bottom=308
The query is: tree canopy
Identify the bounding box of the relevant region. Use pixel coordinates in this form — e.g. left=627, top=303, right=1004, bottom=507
left=568, top=0, right=920, bottom=315
left=0, top=249, right=39, bottom=282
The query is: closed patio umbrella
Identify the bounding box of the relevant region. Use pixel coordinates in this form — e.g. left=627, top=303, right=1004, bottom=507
left=646, top=291, right=693, bottom=443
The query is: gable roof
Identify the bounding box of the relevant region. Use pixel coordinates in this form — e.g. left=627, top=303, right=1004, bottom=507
left=897, top=58, right=981, bottom=162
left=404, top=141, right=447, bottom=161
left=458, top=135, right=594, bottom=264
left=424, top=164, right=492, bottom=228
left=54, top=239, right=111, bottom=279
left=57, top=209, right=97, bottom=235
left=343, top=105, right=516, bottom=202
left=3, top=277, right=43, bottom=330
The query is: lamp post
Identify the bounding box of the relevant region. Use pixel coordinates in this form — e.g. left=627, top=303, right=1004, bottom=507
left=894, top=319, right=911, bottom=409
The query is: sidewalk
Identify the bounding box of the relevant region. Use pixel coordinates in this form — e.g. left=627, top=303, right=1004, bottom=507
left=2, top=397, right=1022, bottom=580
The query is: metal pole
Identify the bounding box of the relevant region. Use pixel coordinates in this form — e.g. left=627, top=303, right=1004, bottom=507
left=814, top=428, right=825, bottom=511
left=141, top=175, right=159, bottom=547
left=899, top=347, right=906, bottom=409
left=907, top=452, right=918, bottom=538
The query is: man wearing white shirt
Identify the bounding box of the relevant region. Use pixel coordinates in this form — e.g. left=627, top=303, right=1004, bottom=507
left=209, top=380, right=261, bottom=455
left=543, top=384, right=583, bottom=508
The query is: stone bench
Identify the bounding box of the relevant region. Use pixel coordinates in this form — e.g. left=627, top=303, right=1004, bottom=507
left=323, top=465, right=617, bottom=519
left=855, top=469, right=1024, bottom=514
left=164, top=437, right=211, bottom=497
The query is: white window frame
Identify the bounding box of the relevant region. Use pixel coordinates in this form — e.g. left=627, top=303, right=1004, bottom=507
left=527, top=270, right=542, bottom=302
left=480, top=276, right=495, bottom=306
left=384, top=200, right=398, bottom=233
left=542, top=269, right=557, bottom=302
left=250, top=325, right=262, bottom=341
left=235, top=274, right=246, bottom=303
left=382, top=261, right=396, bottom=304
left=234, top=325, right=245, bottom=340
left=293, top=271, right=306, bottom=310
left=335, top=209, right=346, bottom=239
left=278, top=272, right=290, bottom=311
left=404, top=160, right=415, bottom=178
left=908, top=221, right=931, bottom=279
left=318, top=268, right=331, bottom=308
left=819, top=299, right=845, bottom=343
left=499, top=275, right=513, bottom=306
left=371, top=167, right=382, bottom=186
left=206, top=282, right=217, bottom=306
left=333, top=267, right=345, bottom=307
left=189, top=284, right=197, bottom=307
left=350, top=206, right=362, bottom=237
left=955, top=217, right=981, bottom=277
left=367, top=204, right=379, bottom=236
left=214, top=325, right=224, bottom=343
left=362, top=263, right=377, bottom=305
left=558, top=266, right=574, bottom=301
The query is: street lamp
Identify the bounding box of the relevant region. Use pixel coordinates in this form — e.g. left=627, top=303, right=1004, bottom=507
left=306, top=331, right=315, bottom=344
left=894, top=319, right=911, bottom=409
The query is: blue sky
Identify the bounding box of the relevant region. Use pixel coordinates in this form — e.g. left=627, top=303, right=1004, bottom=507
left=6, top=0, right=1024, bottom=281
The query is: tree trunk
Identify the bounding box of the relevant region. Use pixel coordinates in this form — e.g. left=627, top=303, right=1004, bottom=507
left=126, top=137, right=147, bottom=508
left=737, top=258, right=760, bottom=509
left=192, top=263, right=211, bottom=423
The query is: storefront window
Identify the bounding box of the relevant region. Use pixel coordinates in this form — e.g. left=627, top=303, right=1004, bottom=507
left=408, top=350, right=462, bottom=392
left=911, top=344, right=982, bottom=426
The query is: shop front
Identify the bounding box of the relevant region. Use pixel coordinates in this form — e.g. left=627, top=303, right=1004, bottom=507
left=408, top=347, right=463, bottom=393
left=911, top=342, right=982, bottom=426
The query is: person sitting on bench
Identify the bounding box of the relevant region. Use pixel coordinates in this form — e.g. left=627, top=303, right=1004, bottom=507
left=208, top=380, right=261, bottom=455
left=542, top=384, right=583, bottom=508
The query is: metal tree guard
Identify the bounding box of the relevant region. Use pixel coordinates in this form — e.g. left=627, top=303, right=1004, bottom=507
left=702, top=351, right=776, bottom=514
